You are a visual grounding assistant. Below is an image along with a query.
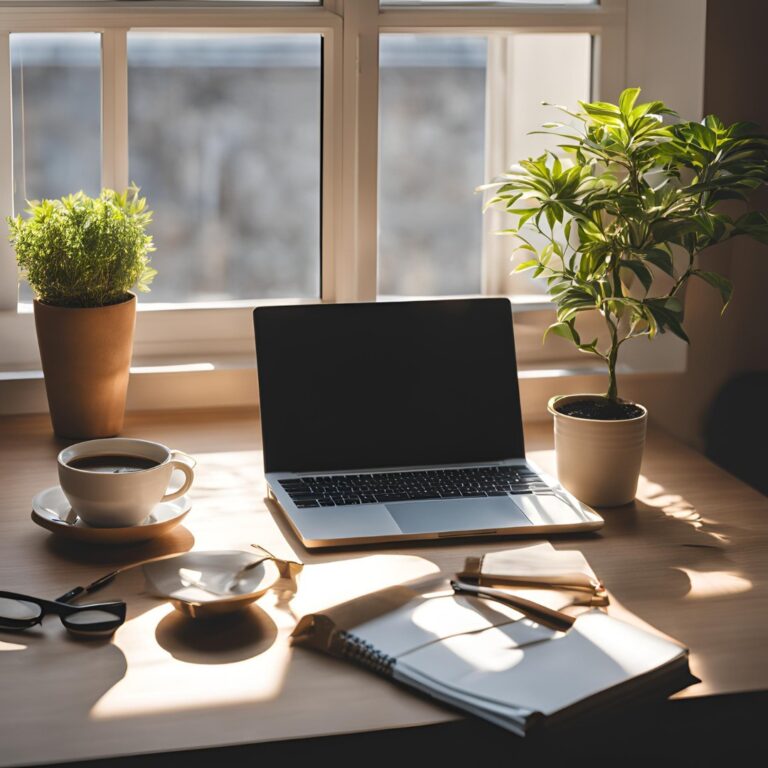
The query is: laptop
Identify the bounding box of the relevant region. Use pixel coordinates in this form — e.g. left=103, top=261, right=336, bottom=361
left=254, top=298, right=603, bottom=548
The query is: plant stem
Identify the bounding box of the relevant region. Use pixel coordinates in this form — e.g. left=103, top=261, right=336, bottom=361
left=606, top=346, right=618, bottom=402
left=603, top=310, right=620, bottom=402
left=666, top=252, right=696, bottom=299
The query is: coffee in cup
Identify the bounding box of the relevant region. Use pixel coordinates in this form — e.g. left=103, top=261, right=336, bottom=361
left=58, top=438, right=195, bottom=528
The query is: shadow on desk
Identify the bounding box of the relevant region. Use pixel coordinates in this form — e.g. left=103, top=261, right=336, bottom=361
left=155, top=605, right=278, bottom=665
left=42, top=525, right=195, bottom=567
left=28, top=691, right=767, bottom=768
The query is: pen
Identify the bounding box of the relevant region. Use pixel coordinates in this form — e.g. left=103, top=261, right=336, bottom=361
left=56, top=569, right=121, bottom=604
left=450, top=579, right=576, bottom=632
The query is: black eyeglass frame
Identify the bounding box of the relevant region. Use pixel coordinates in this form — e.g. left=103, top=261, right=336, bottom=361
left=0, top=590, right=126, bottom=634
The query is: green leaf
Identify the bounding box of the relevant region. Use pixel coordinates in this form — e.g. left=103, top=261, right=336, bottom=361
left=664, top=296, right=683, bottom=314
left=619, top=260, right=653, bottom=292
left=8, top=186, right=155, bottom=307
left=732, top=211, right=768, bottom=244
left=513, top=259, right=538, bottom=273
left=692, top=270, right=733, bottom=312
left=544, top=321, right=581, bottom=346
left=704, top=114, right=725, bottom=134
left=645, top=298, right=689, bottom=343
left=577, top=338, right=600, bottom=354
left=483, top=88, right=768, bottom=360
left=619, top=87, right=641, bottom=117
left=643, top=248, right=675, bottom=276
left=540, top=243, right=554, bottom=265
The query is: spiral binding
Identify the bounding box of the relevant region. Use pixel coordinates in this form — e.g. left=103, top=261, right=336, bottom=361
left=337, top=630, right=396, bottom=676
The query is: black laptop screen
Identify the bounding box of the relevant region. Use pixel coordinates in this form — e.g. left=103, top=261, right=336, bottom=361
left=254, top=298, right=525, bottom=473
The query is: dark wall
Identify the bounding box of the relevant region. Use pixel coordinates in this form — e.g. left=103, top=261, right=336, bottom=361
left=623, top=0, right=768, bottom=449
left=705, top=0, right=768, bottom=125
left=703, top=0, right=768, bottom=381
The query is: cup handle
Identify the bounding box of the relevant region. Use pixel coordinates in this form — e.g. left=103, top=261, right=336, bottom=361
left=162, top=450, right=196, bottom=502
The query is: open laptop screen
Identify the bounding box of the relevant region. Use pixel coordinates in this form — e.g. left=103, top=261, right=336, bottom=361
left=254, top=298, right=524, bottom=473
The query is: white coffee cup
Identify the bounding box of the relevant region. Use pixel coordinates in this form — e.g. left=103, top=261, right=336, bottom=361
left=58, top=438, right=196, bottom=528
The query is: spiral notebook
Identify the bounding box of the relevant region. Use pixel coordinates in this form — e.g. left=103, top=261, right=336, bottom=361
left=292, top=572, right=696, bottom=736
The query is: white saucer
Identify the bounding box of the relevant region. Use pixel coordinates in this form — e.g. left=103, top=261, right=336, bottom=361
left=31, top=486, right=191, bottom=545
left=143, top=551, right=282, bottom=618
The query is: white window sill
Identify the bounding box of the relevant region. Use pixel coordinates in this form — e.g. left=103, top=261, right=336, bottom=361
left=0, top=292, right=687, bottom=418
left=0, top=346, right=686, bottom=421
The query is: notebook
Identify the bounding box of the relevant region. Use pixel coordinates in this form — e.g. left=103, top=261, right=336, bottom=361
left=292, top=566, right=696, bottom=735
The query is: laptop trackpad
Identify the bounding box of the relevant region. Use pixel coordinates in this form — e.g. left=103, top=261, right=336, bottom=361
left=385, top=497, right=532, bottom=535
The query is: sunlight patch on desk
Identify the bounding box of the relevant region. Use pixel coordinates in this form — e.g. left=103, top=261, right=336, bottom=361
left=0, top=640, right=26, bottom=651
left=131, top=362, right=216, bottom=374
left=639, top=478, right=700, bottom=521
left=288, top=556, right=440, bottom=617
left=192, top=451, right=266, bottom=496
left=155, top=447, right=307, bottom=571
left=637, top=477, right=731, bottom=545
left=675, top=568, right=752, bottom=599
left=90, top=603, right=292, bottom=720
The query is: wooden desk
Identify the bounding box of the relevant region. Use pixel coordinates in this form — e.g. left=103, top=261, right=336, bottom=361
left=1, top=408, right=767, bottom=766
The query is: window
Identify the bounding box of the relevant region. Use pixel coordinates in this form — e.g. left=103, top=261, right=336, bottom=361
left=484, top=32, right=592, bottom=298
left=0, top=0, right=650, bottom=389
left=381, top=1, right=596, bottom=5
left=379, top=35, right=486, bottom=297
left=128, top=33, right=321, bottom=302
left=11, top=33, right=101, bottom=302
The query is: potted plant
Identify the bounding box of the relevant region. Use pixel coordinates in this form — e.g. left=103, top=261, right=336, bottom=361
left=484, top=88, right=768, bottom=506
left=9, top=187, right=156, bottom=439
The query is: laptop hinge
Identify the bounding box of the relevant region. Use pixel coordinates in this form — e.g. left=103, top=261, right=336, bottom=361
left=438, top=529, right=497, bottom=538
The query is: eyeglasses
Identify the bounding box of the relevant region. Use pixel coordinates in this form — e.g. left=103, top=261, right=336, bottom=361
left=0, top=590, right=126, bottom=638
left=0, top=545, right=298, bottom=637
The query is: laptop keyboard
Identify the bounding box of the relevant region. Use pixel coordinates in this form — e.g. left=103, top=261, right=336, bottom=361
left=279, top=466, right=551, bottom=508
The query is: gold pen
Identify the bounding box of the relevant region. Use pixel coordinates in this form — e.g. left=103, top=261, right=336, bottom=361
left=450, top=579, right=576, bottom=633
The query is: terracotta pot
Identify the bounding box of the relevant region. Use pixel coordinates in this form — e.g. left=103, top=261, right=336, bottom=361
left=547, top=393, right=648, bottom=507
left=34, top=293, right=136, bottom=439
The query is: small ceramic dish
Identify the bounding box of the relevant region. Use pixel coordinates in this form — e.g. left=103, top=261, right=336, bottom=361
left=31, top=485, right=191, bottom=545
left=142, top=550, right=282, bottom=618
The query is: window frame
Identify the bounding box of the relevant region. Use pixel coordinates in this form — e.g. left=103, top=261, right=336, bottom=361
left=0, top=0, right=628, bottom=374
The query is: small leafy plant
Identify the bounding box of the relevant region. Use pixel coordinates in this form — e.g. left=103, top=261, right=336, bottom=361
left=9, top=186, right=156, bottom=308
left=484, top=88, right=768, bottom=402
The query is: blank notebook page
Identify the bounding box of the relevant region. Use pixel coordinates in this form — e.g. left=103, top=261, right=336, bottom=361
left=394, top=610, right=685, bottom=716
left=348, top=590, right=530, bottom=658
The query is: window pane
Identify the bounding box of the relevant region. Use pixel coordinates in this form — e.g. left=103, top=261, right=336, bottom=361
left=10, top=1, right=318, bottom=4
left=128, top=33, right=321, bottom=303
left=506, top=34, right=592, bottom=160
left=10, top=33, right=101, bottom=212
left=500, top=33, right=592, bottom=296
left=11, top=33, right=102, bottom=304
left=379, top=35, right=486, bottom=297
left=381, top=1, right=595, bottom=6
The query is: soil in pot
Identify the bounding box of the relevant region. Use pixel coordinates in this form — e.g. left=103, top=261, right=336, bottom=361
left=555, top=398, right=644, bottom=421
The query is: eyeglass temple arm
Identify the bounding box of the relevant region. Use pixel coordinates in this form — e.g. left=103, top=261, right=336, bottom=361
left=56, top=569, right=120, bottom=604
left=56, top=547, right=303, bottom=605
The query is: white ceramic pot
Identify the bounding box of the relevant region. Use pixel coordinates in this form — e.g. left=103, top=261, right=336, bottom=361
left=548, top=394, right=648, bottom=507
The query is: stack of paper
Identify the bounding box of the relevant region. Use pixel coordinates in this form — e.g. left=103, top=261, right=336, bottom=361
left=460, top=542, right=608, bottom=606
